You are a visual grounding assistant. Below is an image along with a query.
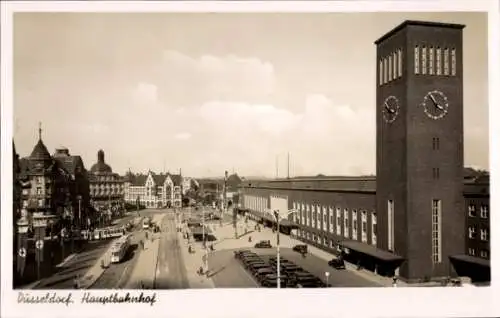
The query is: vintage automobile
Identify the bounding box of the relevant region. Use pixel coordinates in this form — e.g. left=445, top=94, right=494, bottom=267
left=254, top=240, right=272, bottom=248
left=328, top=257, right=346, bottom=270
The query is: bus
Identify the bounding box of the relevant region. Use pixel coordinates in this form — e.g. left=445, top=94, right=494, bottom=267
left=110, top=234, right=132, bottom=263
left=143, top=217, right=151, bottom=229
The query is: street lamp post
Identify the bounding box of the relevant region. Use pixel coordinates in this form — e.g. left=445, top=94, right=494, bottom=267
left=202, top=208, right=208, bottom=274
left=272, top=209, right=297, bottom=289
left=325, top=271, right=330, bottom=287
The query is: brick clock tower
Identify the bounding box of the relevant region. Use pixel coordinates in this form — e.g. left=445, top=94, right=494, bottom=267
left=375, top=21, right=465, bottom=282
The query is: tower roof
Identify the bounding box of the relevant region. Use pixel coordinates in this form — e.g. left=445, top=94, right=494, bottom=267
left=374, top=20, right=466, bottom=45
left=30, top=140, right=52, bottom=161
left=90, top=149, right=113, bottom=173
left=29, top=122, right=52, bottom=162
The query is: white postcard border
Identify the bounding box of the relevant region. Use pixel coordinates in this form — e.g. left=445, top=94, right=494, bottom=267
left=1, top=1, right=499, bottom=318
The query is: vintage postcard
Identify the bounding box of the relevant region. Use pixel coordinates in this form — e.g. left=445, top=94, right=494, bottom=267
left=1, top=1, right=498, bottom=318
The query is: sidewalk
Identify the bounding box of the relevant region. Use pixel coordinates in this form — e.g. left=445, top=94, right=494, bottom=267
left=80, top=244, right=115, bottom=289
left=123, top=214, right=164, bottom=289
left=179, top=225, right=215, bottom=289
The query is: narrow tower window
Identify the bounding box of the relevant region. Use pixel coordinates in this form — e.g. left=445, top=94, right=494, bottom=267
left=379, top=59, right=383, bottom=85
left=397, top=49, right=403, bottom=77
left=436, top=47, right=442, bottom=75
left=432, top=199, right=442, bottom=264
left=387, top=200, right=394, bottom=251
left=383, top=58, right=388, bottom=84
left=414, top=46, right=420, bottom=74
left=421, top=46, right=427, bottom=74
left=451, top=48, right=457, bottom=76
left=444, top=48, right=450, bottom=75
left=388, top=55, right=392, bottom=82
left=429, top=46, right=434, bottom=75
left=393, top=51, right=397, bottom=79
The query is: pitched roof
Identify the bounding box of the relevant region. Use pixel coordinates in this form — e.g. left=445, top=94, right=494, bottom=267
left=54, top=155, right=86, bottom=176
left=30, top=139, right=51, bottom=162
left=128, top=174, right=148, bottom=186
left=152, top=173, right=167, bottom=186
left=169, top=174, right=182, bottom=186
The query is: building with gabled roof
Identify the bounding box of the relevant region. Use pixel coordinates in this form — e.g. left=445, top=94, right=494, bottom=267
left=124, top=170, right=183, bottom=208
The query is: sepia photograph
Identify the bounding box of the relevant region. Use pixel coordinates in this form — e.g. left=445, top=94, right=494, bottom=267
left=1, top=1, right=499, bottom=318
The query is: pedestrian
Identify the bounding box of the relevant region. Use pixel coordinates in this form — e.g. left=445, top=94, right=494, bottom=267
left=392, top=276, right=398, bottom=287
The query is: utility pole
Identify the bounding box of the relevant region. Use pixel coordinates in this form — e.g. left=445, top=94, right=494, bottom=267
left=223, top=171, right=228, bottom=216
left=287, top=152, right=290, bottom=179
left=275, top=155, right=279, bottom=179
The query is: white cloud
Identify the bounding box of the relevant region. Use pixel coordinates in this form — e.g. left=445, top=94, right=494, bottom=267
left=138, top=95, right=374, bottom=176
left=156, top=51, right=276, bottom=105
left=174, top=132, right=192, bottom=140
left=132, top=82, right=158, bottom=105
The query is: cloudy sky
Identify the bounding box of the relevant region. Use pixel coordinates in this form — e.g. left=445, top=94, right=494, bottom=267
left=13, top=12, right=489, bottom=178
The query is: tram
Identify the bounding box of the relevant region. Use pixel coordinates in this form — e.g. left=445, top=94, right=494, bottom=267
left=93, top=226, right=126, bottom=240
left=110, top=234, right=132, bottom=263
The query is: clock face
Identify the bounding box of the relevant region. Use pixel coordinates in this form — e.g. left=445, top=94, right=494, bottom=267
left=422, top=90, right=449, bottom=120
left=382, top=96, right=400, bottom=123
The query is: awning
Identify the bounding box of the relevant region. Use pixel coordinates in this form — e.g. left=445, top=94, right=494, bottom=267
left=450, top=254, right=490, bottom=267
left=341, top=240, right=403, bottom=262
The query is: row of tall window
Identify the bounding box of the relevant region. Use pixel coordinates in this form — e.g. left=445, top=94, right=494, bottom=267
left=379, top=49, right=403, bottom=85
left=468, top=203, right=489, bottom=218
left=292, top=202, right=377, bottom=246
left=243, top=195, right=269, bottom=214
left=415, top=45, right=456, bottom=76
left=468, top=227, right=489, bottom=241
left=296, top=230, right=345, bottom=252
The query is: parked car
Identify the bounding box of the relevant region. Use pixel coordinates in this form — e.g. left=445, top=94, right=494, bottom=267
left=292, top=244, right=308, bottom=254
left=261, top=274, right=288, bottom=288
left=277, top=264, right=302, bottom=275
left=234, top=250, right=254, bottom=259
left=296, top=278, right=326, bottom=288
left=241, top=255, right=262, bottom=263
left=254, top=240, right=272, bottom=248
left=255, top=268, right=276, bottom=281
left=328, top=257, right=346, bottom=270
left=288, top=271, right=316, bottom=282
left=249, top=263, right=271, bottom=274
left=244, top=260, right=266, bottom=269
left=269, top=257, right=291, bottom=266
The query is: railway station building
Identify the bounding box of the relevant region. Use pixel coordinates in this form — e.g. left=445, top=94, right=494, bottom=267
left=239, top=20, right=490, bottom=284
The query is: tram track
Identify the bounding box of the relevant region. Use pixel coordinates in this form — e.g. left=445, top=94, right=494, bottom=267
left=89, top=221, right=145, bottom=289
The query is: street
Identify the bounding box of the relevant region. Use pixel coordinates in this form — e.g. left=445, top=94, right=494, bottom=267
left=154, top=210, right=189, bottom=289
left=33, top=213, right=138, bottom=289
left=29, top=208, right=384, bottom=289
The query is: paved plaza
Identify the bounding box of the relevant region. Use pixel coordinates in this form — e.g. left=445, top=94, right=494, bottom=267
left=25, top=208, right=399, bottom=289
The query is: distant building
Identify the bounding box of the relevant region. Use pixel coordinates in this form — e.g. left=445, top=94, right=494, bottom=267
left=52, top=147, right=91, bottom=227
left=123, top=171, right=183, bottom=208
left=88, top=150, right=124, bottom=219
